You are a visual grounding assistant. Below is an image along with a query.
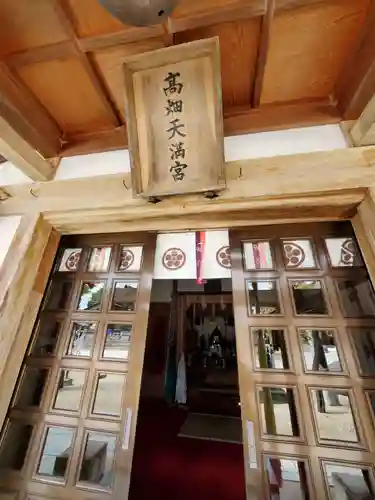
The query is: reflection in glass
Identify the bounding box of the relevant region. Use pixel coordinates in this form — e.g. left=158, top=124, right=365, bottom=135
left=58, top=248, right=82, bottom=272
left=77, top=281, right=105, bottom=311
left=53, top=370, right=86, bottom=412
left=299, top=329, right=342, bottom=373
left=0, top=421, right=33, bottom=470
left=78, top=432, right=116, bottom=488
left=283, top=239, right=316, bottom=269
left=290, top=280, right=328, bottom=315
left=92, top=373, right=126, bottom=417
left=266, top=456, right=310, bottom=499
left=324, top=463, right=374, bottom=499
left=103, top=324, right=132, bottom=360
left=66, top=322, right=96, bottom=357
left=259, top=387, right=300, bottom=437
left=243, top=241, right=273, bottom=270
left=351, top=329, right=375, bottom=375
left=15, top=367, right=48, bottom=407
left=87, top=247, right=112, bottom=272
left=110, top=281, right=138, bottom=312
left=247, top=281, right=280, bottom=315
left=31, top=320, right=61, bottom=356
left=336, top=279, right=375, bottom=317
left=252, top=329, right=289, bottom=370
left=310, top=389, right=358, bottom=443
left=325, top=237, right=362, bottom=267
left=37, top=427, right=74, bottom=479
left=45, top=281, right=73, bottom=311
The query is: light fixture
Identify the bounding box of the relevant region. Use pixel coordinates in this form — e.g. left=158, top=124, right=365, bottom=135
left=98, top=0, right=180, bottom=27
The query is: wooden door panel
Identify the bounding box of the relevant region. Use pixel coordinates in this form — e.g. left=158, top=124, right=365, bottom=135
left=230, top=222, right=375, bottom=500
left=0, top=233, right=156, bottom=500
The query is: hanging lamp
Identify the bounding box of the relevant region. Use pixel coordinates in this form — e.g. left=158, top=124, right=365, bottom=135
left=98, top=0, right=180, bottom=27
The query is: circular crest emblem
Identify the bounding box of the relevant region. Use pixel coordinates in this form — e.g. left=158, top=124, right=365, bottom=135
left=119, top=248, right=135, bottom=271
left=216, top=246, right=231, bottom=269
left=284, top=243, right=306, bottom=268
left=340, top=239, right=355, bottom=266
left=162, top=247, right=186, bottom=270
left=65, top=251, right=81, bottom=271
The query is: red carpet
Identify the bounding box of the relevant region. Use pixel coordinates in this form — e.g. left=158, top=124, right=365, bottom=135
left=129, top=400, right=246, bottom=500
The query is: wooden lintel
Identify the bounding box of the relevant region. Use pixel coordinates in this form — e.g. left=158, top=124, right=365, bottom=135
left=224, top=99, right=341, bottom=135
left=0, top=117, right=57, bottom=181
left=1, top=147, right=374, bottom=231
left=350, top=94, right=375, bottom=146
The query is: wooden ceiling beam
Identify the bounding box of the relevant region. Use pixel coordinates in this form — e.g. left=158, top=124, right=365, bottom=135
left=335, top=2, right=375, bottom=120
left=57, top=99, right=341, bottom=156
left=350, top=94, right=375, bottom=146
left=52, top=0, right=122, bottom=127
left=0, top=63, right=62, bottom=160
left=251, top=0, right=275, bottom=107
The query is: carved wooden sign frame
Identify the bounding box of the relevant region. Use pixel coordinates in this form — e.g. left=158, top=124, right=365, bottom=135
left=123, top=37, right=226, bottom=199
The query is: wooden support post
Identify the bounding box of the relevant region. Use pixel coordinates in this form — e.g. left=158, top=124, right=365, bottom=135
left=352, top=189, right=375, bottom=286
left=0, top=213, right=60, bottom=428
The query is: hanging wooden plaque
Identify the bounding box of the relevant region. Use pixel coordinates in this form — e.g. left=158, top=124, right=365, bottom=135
left=123, top=37, right=225, bottom=198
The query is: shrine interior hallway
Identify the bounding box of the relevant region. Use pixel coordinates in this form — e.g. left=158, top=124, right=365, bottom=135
left=128, top=399, right=246, bottom=500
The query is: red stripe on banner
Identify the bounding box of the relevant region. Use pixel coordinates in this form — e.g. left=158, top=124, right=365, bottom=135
left=195, top=231, right=206, bottom=284
left=252, top=243, right=261, bottom=270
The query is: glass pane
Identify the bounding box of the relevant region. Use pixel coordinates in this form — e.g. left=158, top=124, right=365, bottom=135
left=247, top=281, right=281, bottom=315
left=45, top=280, right=73, bottom=310
left=350, top=328, right=375, bottom=375
left=15, top=367, right=49, bottom=407
left=259, top=387, right=300, bottom=437
left=299, top=329, right=342, bottom=373
left=324, top=463, right=374, bottom=499
left=66, top=322, right=96, bottom=357
left=310, top=389, right=358, bottom=443
left=103, top=324, right=132, bottom=360
left=118, top=245, right=143, bottom=272
left=87, top=247, right=112, bottom=272
left=252, top=329, right=289, bottom=370
left=92, top=373, right=126, bottom=417
left=290, top=280, right=328, bottom=315
left=78, top=432, right=116, bottom=488
left=0, top=421, right=33, bottom=470
left=325, top=237, right=362, bottom=267
left=336, top=279, right=375, bottom=317
left=243, top=241, right=273, bottom=270
left=37, top=427, right=74, bottom=479
left=31, top=320, right=61, bottom=356
left=110, top=281, right=138, bottom=312
left=58, top=248, right=82, bottom=272
left=77, top=281, right=105, bottom=311
left=266, top=457, right=310, bottom=499
left=53, top=370, right=87, bottom=412
left=283, top=239, right=316, bottom=268
left=366, top=391, right=375, bottom=420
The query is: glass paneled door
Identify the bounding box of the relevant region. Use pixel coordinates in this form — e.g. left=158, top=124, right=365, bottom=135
left=230, top=223, right=375, bottom=500
left=0, top=233, right=156, bottom=500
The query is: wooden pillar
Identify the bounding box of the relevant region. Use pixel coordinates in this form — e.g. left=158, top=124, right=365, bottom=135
left=352, top=189, right=375, bottom=286
left=0, top=213, right=60, bottom=428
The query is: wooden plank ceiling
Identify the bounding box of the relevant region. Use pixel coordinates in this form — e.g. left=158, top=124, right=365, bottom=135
left=0, top=0, right=373, bottom=157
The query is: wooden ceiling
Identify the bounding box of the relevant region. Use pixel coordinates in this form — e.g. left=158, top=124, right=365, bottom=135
left=0, top=0, right=374, bottom=158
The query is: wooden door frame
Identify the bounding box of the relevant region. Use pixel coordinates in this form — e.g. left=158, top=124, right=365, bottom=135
left=1, top=188, right=375, bottom=482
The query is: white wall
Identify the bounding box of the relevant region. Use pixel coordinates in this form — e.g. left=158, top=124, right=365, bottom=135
left=0, top=124, right=348, bottom=186
left=0, top=216, right=22, bottom=268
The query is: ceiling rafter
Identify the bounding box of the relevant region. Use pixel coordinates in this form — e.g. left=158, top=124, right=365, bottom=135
left=335, top=1, right=375, bottom=120
left=251, top=0, right=275, bottom=107
left=52, top=0, right=123, bottom=127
